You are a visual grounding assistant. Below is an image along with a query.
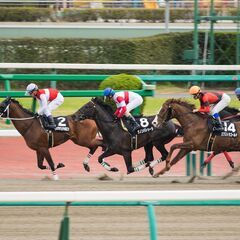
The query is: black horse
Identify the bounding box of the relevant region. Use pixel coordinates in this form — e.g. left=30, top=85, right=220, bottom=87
left=74, top=97, right=181, bottom=174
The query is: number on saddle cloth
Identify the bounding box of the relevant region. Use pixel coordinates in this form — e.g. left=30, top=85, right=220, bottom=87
left=40, top=115, right=70, bottom=132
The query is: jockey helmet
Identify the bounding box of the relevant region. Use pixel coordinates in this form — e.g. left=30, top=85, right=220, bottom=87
left=235, top=88, right=240, bottom=97
left=25, top=83, right=38, bottom=95
left=103, top=87, right=115, bottom=97
left=189, top=86, right=201, bottom=95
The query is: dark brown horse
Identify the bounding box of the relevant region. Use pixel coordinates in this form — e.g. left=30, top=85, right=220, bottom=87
left=0, top=97, right=103, bottom=180
left=74, top=97, right=181, bottom=174
left=152, top=98, right=240, bottom=177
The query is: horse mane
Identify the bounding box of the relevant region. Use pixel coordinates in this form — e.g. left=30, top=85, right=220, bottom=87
left=11, top=99, right=35, bottom=116
left=92, top=97, right=115, bottom=116
left=166, top=98, right=196, bottom=111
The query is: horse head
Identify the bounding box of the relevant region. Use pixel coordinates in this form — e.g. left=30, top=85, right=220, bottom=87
left=74, top=98, right=97, bottom=121
left=0, top=97, right=12, bottom=117
left=74, top=97, right=116, bottom=123
left=153, top=99, right=195, bottom=128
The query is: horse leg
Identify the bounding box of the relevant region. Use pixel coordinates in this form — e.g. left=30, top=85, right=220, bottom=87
left=133, top=143, right=153, bottom=168
left=83, top=146, right=98, bottom=172
left=200, top=152, right=216, bottom=170
left=39, top=148, right=59, bottom=180
left=83, top=139, right=105, bottom=172
left=36, top=150, right=47, bottom=170
left=98, top=149, right=119, bottom=172
left=153, top=142, right=193, bottom=177
left=148, top=144, right=168, bottom=175
left=201, top=151, right=234, bottom=171
left=153, top=148, right=191, bottom=177
left=223, top=151, right=234, bottom=169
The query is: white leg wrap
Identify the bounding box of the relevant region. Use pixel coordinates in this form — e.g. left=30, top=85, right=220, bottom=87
left=132, top=160, right=146, bottom=168
left=101, top=161, right=111, bottom=171
left=134, top=164, right=146, bottom=172
left=150, top=158, right=163, bottom=168
left=83, top=153, right=92, bottom=165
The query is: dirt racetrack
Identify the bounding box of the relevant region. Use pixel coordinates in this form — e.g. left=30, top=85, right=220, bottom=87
left=1, top=178, right=240, bottom=240
left=1, top=137, right=240, bottom=240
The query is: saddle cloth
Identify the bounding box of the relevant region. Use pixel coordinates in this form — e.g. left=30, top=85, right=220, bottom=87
left=121, top=116, right=154, bottom=135
left=39, top=115, right=70, bottom=132
left=207, top=116, right=238, bottom=138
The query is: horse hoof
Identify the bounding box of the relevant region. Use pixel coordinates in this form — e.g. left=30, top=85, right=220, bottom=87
left=149, top=167, right=154, bottom=175
left=40, top=165, right=47, bottom=170
left=229, top=161, right=234, bottom=169
left=111, top=167, right=119, bottom=172
left=83, top=164, right=90, bottom=172
left=153, top=174, right=159, bottom=178
left=145, top=162, right=150, bottom=167
left=57, top=163, right=65, bottom=169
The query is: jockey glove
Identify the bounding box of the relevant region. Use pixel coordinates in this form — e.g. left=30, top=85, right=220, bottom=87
left=114, top=106, right=127, bottom=118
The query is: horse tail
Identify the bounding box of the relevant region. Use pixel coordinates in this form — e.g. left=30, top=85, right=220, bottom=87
left=174, top=123, right=184, bottom=137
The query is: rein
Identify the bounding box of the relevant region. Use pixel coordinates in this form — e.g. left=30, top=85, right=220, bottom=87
left=0, top=102, right=35, bottom=121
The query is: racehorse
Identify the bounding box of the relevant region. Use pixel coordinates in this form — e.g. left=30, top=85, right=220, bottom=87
left=0, top=97, right=104, bottom=180
left=152, top=98, right=240, bottom=177
left=201, top=106, right=240, bottom=169
left=73, top=97, right=181, bottom=174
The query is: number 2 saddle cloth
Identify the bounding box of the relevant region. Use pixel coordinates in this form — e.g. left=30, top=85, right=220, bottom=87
left=39, top=115, right=70, bottom=132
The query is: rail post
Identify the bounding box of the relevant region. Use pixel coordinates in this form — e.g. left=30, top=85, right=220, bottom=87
left=146, top=203, right=158, bottom=240
left=58, top=202, right=70, bottom=240
left=186, top=151, right=212, bottom=176
left=4, top=79, right=11, bottom=124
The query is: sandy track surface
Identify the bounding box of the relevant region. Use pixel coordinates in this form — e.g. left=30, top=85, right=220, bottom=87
left=0, top=177, right=240, bottom=240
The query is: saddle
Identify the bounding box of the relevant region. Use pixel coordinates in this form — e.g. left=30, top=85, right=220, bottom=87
left=39, top=115, right=70, bottom=132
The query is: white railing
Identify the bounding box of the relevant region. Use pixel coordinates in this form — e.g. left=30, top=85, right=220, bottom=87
left=0, top=129, right=20, bottom=136
left=1, top=190, right=240, bottom=202
left=1, top=63, right=240, bottom=71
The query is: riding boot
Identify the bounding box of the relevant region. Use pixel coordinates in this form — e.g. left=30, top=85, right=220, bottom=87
left=47, top=115, right=56, bottom=129
left=126, top=115, right=141, bottom=134
left=213, top=116, right=224, bottom=131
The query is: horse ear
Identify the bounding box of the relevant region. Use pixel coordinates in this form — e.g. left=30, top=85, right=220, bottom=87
left=6, top=96, right=11, bottom=102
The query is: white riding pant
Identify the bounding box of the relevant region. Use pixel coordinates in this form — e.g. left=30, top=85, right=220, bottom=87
left=210, top=93, right=231, bottom=115
left=125, top=96, right=143, bottom=115
left=42, top=93, right=64, bottom=117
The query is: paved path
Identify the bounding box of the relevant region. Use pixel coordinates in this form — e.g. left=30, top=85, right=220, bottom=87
left=0, top=22, right=238, bottom=38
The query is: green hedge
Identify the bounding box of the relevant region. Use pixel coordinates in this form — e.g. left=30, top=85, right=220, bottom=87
left=0, top=32, right=238, bottom=89
left=0, top=7, right=237, bottom=22
left=0, top=7, right=54, bottom=22
left=99, top=73, right=145, bottom=114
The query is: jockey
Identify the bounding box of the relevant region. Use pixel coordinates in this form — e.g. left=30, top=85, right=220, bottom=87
left=25, top=83, right=64, bottom=129
left=189, top=86, right=231, bottom=131
left=103, top=87, right=143, bottom=134
left=235, top=88, right=240, bottom=101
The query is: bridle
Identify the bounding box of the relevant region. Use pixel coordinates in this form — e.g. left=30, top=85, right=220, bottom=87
left=160, top=104, right=193, bottom=124
left=0, top=99, right=35, bottom=121
left=78, top=100, right=117, bottom=123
